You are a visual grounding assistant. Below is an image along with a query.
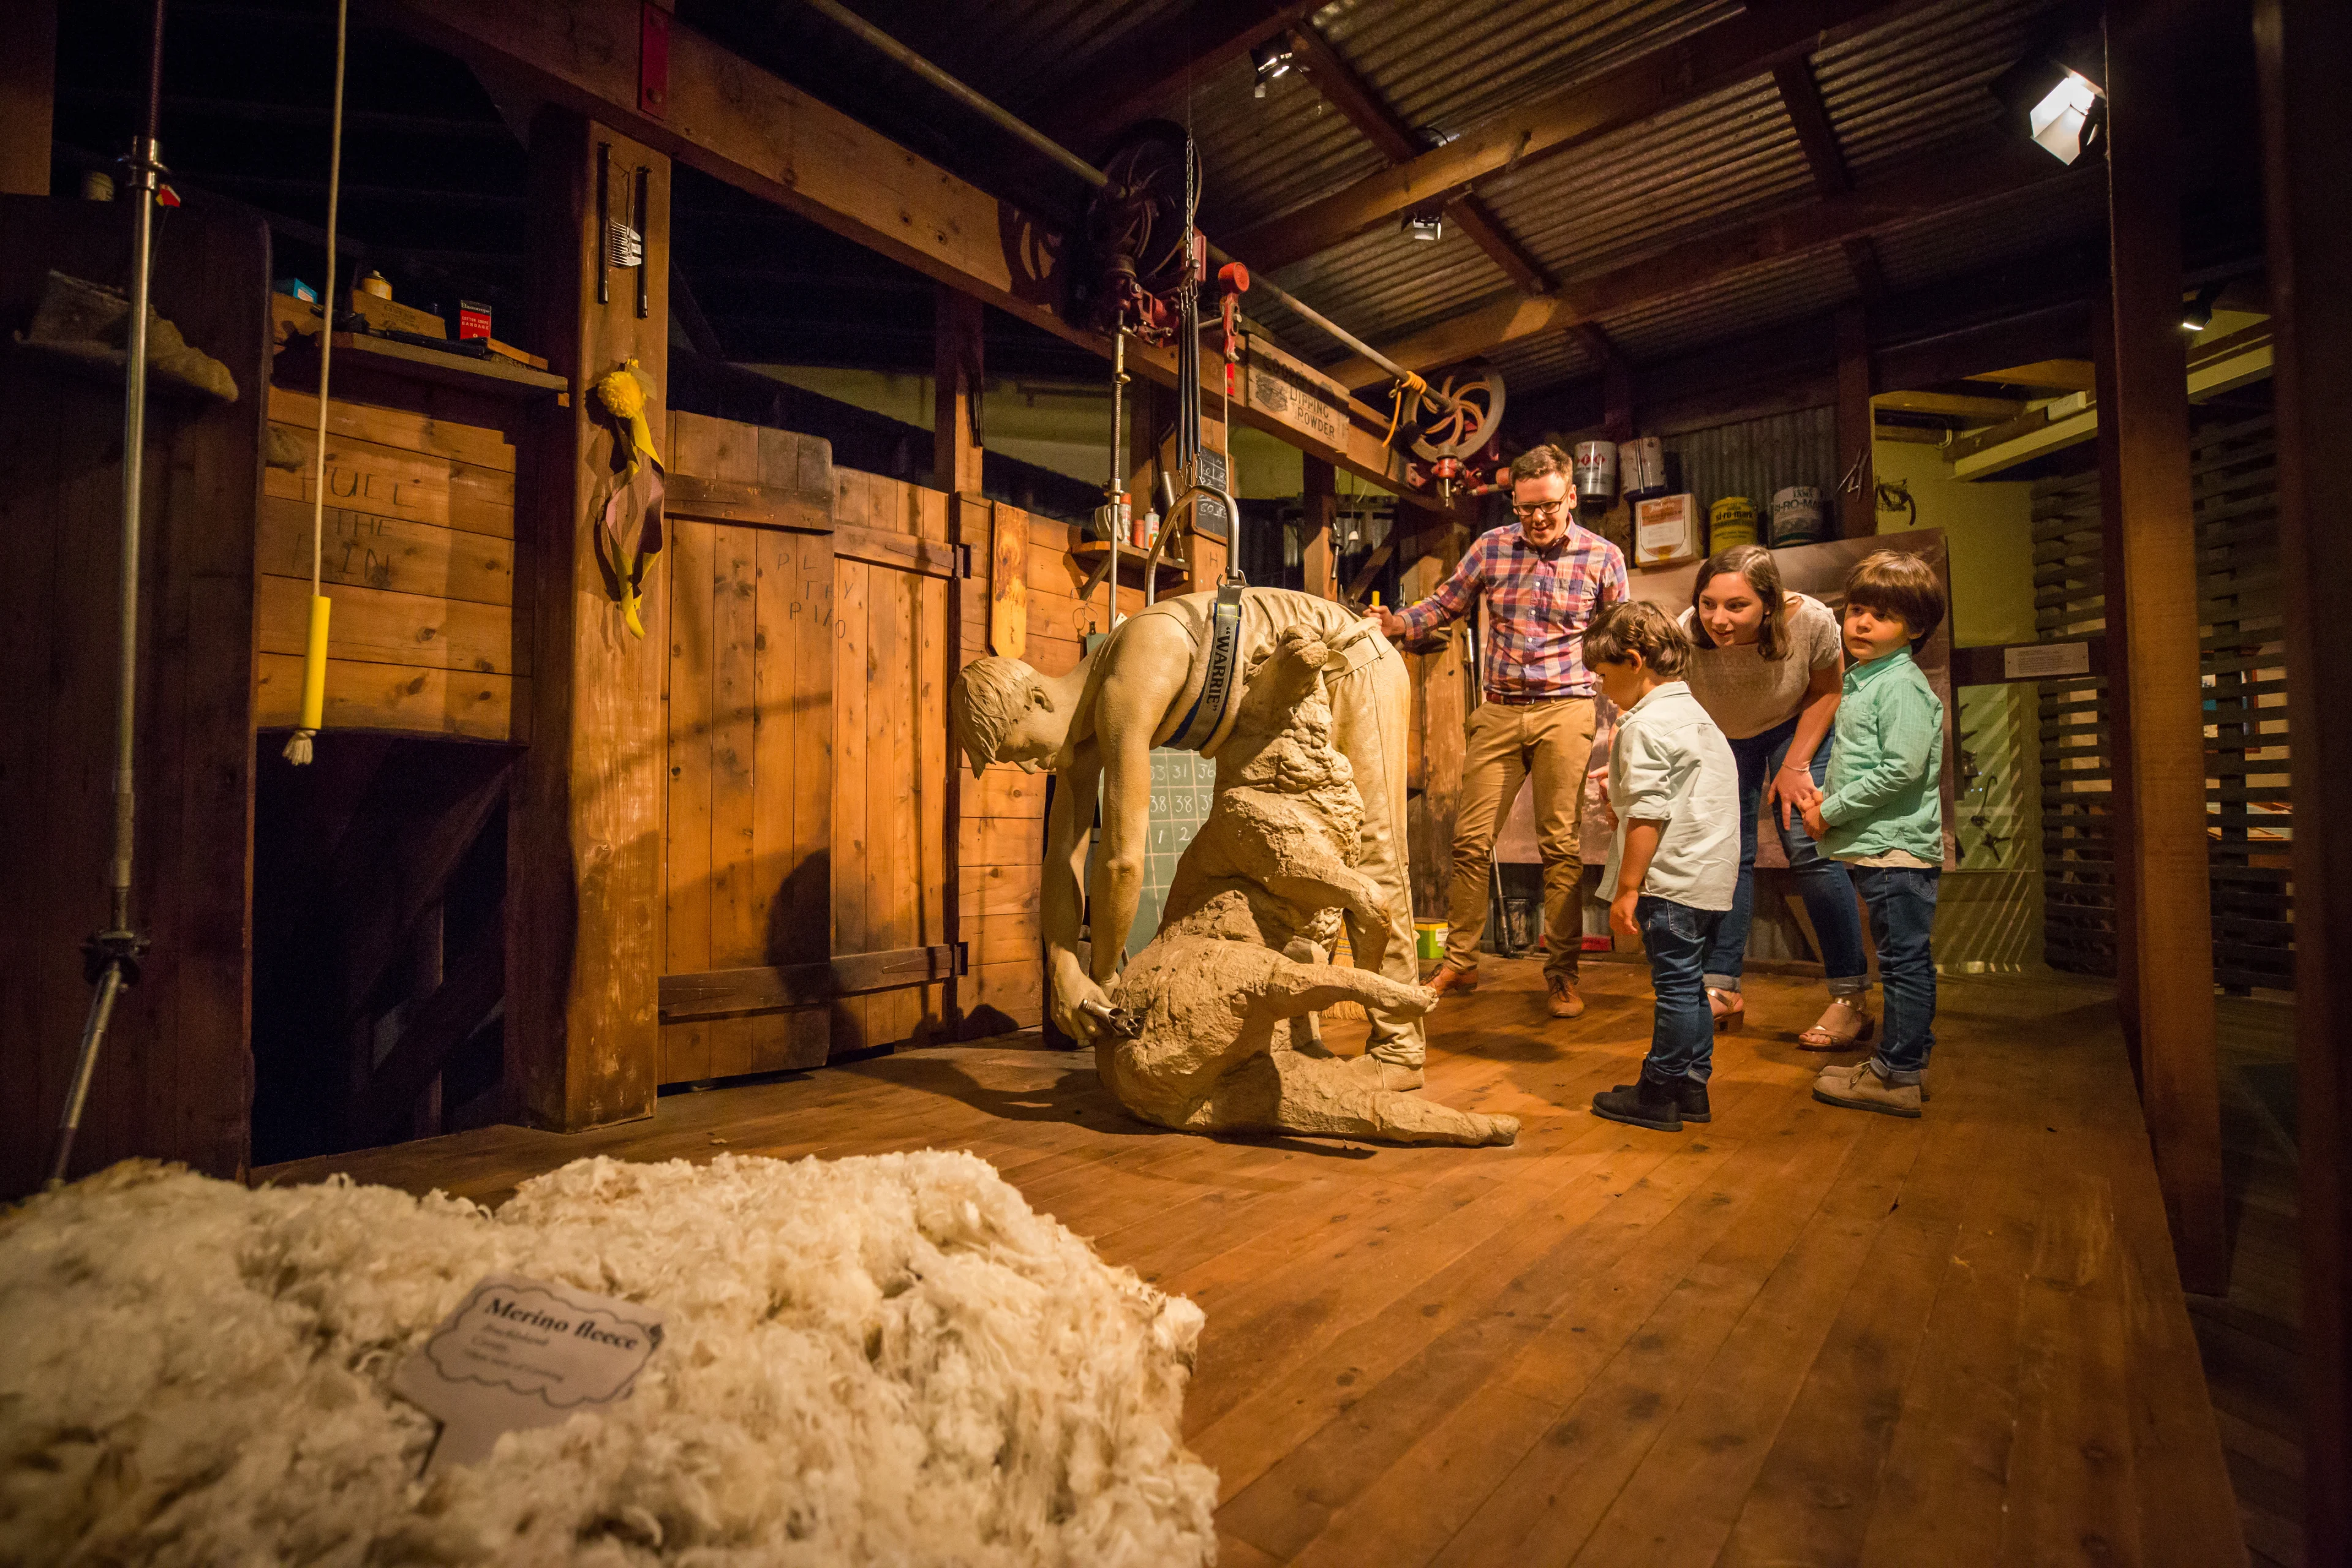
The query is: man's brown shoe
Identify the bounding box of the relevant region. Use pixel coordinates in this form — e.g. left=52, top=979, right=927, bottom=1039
left=1428, top=964, right=1479, bottom=997
left=1547, top=976, right=1586, bottom=1019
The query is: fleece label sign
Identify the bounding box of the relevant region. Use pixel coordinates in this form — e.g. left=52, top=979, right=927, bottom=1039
left=392, top=1272, right=665, bottom=1468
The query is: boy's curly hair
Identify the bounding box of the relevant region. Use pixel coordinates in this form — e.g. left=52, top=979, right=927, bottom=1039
left=1843, top=550, right=1946, bottom=654
left=1581, top=598, right=1691, bottom=678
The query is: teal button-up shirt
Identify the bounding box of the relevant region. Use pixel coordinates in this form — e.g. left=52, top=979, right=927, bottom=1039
left=1817, top=647, right=1945, bottom=864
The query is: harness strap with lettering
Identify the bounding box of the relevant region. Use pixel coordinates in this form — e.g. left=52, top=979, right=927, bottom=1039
left=1164, top=580, right=1246, bottom=755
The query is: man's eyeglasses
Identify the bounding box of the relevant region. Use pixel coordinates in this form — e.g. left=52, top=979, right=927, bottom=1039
left=1512, top=499, right=1569, bottom=521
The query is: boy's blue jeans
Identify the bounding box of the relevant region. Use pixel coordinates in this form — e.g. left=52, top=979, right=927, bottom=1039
left=1703, top=715, right=1868, bottom=996
left=1851, top=865, right=1940, bottom=1082
left=1639, top=895, right=1725, bottom=1084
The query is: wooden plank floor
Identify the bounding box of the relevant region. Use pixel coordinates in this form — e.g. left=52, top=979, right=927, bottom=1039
left=257, top=959, right=2247, bottom=1567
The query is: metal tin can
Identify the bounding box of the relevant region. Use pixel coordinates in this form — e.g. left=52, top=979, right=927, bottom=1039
left=1572, top=440, right=1617, bottom=501
left=1770, top=486, right=1825, bottom=546
left=1708, top=496, right=1759, bottom=553
left=1620, top=436, right=1668, bottom=500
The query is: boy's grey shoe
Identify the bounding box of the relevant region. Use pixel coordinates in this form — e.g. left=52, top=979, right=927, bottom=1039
left=1812, top=1061, right=1921, bottom=1119
left=1593, top=1077, right=1684, bottom=1133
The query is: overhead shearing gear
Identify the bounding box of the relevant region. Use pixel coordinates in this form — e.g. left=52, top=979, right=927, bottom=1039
left=1401, top=370, right=1507, bottom=503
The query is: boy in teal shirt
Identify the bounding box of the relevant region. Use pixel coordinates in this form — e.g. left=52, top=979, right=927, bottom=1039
left=1800, top=551, right=1947, bottom=1118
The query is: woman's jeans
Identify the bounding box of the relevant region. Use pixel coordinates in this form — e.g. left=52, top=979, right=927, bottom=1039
left=1852, top=865, right=1939, bottom=1082
left=1702, top=714, right=1868, bottom=995
left=1639, top=896, right=1724, bottom=1084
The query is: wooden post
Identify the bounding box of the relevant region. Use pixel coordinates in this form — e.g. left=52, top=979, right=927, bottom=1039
left=2089, top=298, right=2141, bottom=1061
left=1601, top=354, right=1634, bottom=445
left=2100, top=0, right=2226, bottom=1293
left=2255, top=0, right=2352, bottom=1551
left=1302, top=455, right=1336, bottom=598
left=0, top=0, right=55, bottom=196
left=933, top=284, right=984, bottom=496
left=1834, top=304, right=1874, bottom=538
left=935, top=287, right=982, bottom=1036
left=510, top=110, right=670, bottom=1131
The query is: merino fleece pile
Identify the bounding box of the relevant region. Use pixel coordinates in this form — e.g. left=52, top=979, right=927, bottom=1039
left=0, top=1153, right=1216, bottom=1567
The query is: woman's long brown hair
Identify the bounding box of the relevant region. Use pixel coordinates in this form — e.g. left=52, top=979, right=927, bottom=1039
left=1689, top=543, right=1790, bottom=660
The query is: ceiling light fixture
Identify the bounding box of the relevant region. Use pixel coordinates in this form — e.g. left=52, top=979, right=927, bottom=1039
left=1992, top=45, right=2107, bottom=165
left=1401, top=210, right=1444, bottom=243
left=1252, top=39, right=1294, bottom=99
left=2181, top=282, right=2223, bottom=332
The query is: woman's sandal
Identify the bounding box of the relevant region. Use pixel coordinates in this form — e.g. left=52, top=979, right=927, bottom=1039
left=1708, top=988, right=1746, bottom=1035
left=1797, top=998, right=1875, bottom=1052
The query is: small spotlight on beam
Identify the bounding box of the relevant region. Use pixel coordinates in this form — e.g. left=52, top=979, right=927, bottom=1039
left=1252, top=39, right=1294, bottom=99
left=1401, top=210, right=1444, bottom=243
left=1994, top=47, right=2107, bottom=165
left=2181, top=282, right=2223, bottom=332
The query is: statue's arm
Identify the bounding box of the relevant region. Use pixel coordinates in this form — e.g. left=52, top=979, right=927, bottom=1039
left=1043, top=739, right=1107, bottom=1041
left=1085, top=617, right=1193, bottom=980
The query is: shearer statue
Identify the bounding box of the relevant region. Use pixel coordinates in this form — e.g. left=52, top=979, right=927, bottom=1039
left=951, top=585, right=1425, bottom=1088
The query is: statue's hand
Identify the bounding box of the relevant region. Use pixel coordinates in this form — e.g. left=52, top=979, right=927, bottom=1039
left=1050, top=951, right=1115, bottom=1046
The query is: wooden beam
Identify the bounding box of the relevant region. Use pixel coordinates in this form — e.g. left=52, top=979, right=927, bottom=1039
left=0, top=0, right=55, bottom=195
left=1834, top=304, right=1873, bottom=537
left=2101, top=0, right=2227, bottom=1295
left=353, top=921, right=504, bottom=1147
left=510, top=109, right=669, bottom=1133
left=1302, top=454, right=1336, bottom=598
left=1041, top=0, right=1316, bottom=145
left=1773, top=57, right=1852, bottom=195
left=1283, top=21, right=1554, bottom=295
left=933, top=285, right=984, bottom=496
left=1872, top=389, right=2027, bottom=421
left=2254, top=0, right=2352, bottom=1553
left=378, top=0, right=1433, bottom=507
left=1842, top=236, right=1889, bottom=303
left=1585, top=325, right=1635, bottom=442
left=1965, top=358, right=2098, bottom=391
left=1228, top=0, right=1930, bottom=271
left=1321, top=137, right=2078, bottom=389
left=658, top=944, right=963, bottom=1021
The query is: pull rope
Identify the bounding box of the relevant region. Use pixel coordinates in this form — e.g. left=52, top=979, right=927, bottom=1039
left=284, top=0, right=349, bottom=766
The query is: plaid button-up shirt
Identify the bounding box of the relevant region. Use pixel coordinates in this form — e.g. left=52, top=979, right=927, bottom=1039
left=1395, top=522, right=1629, bottom=700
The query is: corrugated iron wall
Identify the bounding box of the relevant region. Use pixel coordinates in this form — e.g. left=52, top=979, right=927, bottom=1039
left=1660, top=405, right=1838, bottom=519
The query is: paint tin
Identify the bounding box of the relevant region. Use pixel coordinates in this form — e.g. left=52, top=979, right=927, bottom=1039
left=1708, top=496, right=1759, bottom=553
left=1415, top=922, right=1449, bottom=962
left=1571, top=440, right=1617, bottom=501
left=1634, top=494, right=1701, bottom=568
left=1619, top=436, right=1668, bottom=500
left=1770, top=486, right=1825, bottom=546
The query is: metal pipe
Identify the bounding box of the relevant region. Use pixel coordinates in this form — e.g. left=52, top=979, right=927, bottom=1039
left=55, top=0, right=168, bottom=1186
left=794, top=0, right=1444, bottom=405
left=1106, top=330, right=1124, bottom=627
left=797, top=0, right=1107, bottom=190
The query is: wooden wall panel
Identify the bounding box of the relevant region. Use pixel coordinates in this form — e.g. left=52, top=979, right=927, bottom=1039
left=1, top=200, right=266, bottom=1196
left=658, top=511, right=834, bottom=1083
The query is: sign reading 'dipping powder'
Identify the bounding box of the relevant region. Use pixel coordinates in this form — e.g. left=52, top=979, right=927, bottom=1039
left=391, top=1272, right=665, bottom=1469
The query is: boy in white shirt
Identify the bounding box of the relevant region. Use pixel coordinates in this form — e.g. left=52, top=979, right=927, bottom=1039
left=1584, top=602, right=1741, bottom=1131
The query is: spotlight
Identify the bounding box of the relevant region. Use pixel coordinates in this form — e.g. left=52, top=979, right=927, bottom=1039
left=2181, top=282, right=2223, bottom=332
left=1251, top=38, right=1293, bottom=99
left=1993, top=45, right=2106, bottom=165
left=1401, top=210, right=1444, bottom=243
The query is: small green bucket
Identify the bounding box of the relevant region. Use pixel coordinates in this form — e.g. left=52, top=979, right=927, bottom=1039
left=1414, top=921, right=1449, bottom=962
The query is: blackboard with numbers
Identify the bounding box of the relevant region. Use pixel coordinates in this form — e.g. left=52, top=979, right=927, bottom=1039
left=1121, top=749, right=1218, bottom=962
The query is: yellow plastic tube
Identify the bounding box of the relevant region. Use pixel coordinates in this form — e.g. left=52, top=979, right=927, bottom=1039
left=298, top=593, right=331, bottom=731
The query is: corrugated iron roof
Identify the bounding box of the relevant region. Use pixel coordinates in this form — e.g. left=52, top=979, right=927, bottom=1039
left=1871, top=168, right=2108, bottom=293
left=1815, top=0, right=2060, bottom=178
left=1596, top=246, right=1856, bottom=363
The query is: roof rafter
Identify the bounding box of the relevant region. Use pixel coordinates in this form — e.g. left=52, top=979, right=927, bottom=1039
left=1771, top=55, right=1889, bottom=303
left=1039, top=0, right=1319, bottom=147
left=1227, top=0, right=1939, bottom=271
left=1283, top=20, right=1555, bottom=295
left=1321, top=135, right=2086, bottom=390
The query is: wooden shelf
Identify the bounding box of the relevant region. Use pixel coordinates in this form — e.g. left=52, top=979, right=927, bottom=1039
left=328, top=332, right=569, bottom=398
left=1071, top=539, right=1188, bottom=589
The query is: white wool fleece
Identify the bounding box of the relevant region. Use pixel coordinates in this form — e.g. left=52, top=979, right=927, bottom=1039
left=0, top=1152, right=1216, bottom=1567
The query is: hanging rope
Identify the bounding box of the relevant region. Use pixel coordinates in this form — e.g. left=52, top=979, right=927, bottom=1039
left=283, top=0, right=349, bottom=766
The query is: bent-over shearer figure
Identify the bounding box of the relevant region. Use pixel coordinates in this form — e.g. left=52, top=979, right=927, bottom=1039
left=951, top=585, right=1425, bottom=1087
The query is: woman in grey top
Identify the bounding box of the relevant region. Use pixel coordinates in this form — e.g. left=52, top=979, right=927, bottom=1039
left=1678, top=545, right=1872, bottom=1048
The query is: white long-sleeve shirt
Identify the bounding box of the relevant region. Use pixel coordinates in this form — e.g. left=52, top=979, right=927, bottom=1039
left=1599, top=681, right=1740, bottom=911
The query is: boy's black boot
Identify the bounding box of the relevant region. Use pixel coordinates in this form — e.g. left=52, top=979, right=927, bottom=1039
left=1592, top=1076, right=1684, bottom=1133
left=1674, top=1077, right=1711, bottom=1123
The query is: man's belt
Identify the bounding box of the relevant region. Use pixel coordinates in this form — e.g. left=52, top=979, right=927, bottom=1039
left=1483, top=688, right=1586, bottom=705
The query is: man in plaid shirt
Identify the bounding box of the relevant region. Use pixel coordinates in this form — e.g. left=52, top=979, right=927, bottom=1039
left=1372, top=443, right=1628, bottom=1018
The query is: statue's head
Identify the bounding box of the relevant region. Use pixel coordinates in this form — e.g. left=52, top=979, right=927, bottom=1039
left=950, top=655, right=1066, bottom=777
